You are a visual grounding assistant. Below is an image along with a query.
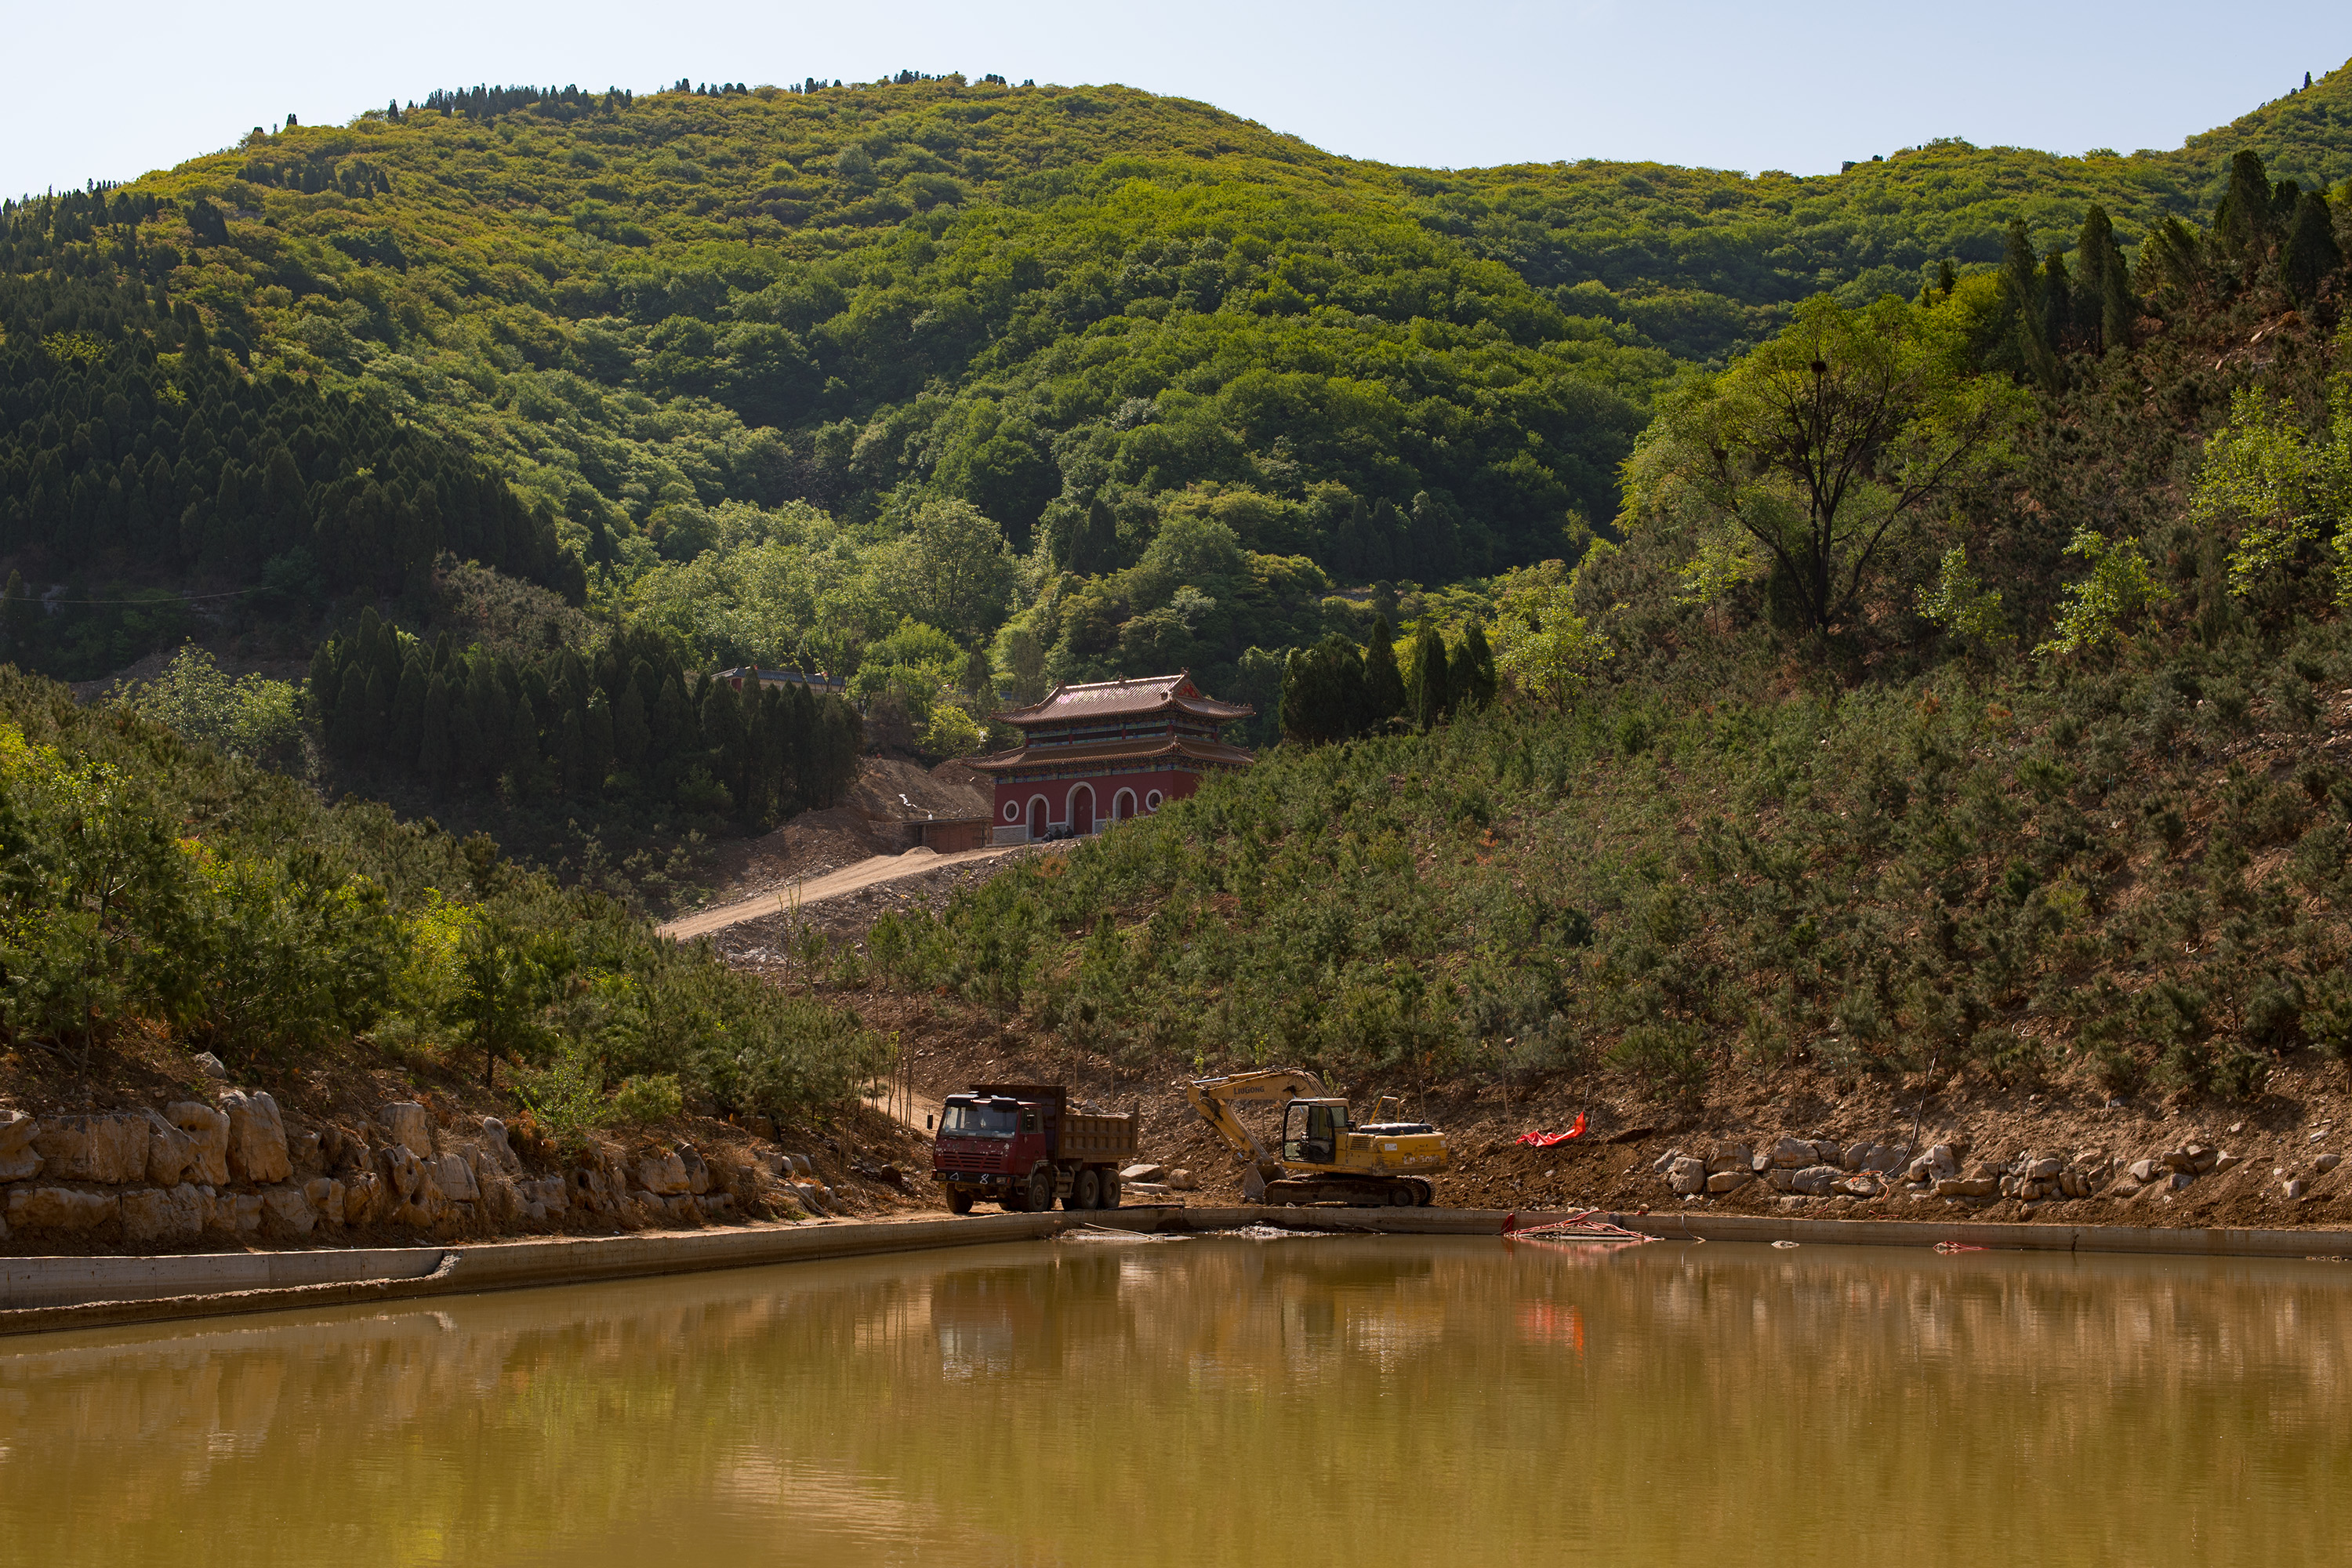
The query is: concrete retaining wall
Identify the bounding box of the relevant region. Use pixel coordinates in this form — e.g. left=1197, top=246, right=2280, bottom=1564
left=8, top=1204, right=2350, bottom=1339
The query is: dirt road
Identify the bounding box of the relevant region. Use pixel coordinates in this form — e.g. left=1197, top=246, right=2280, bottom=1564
left=657, top=844, right=1025, bottom=942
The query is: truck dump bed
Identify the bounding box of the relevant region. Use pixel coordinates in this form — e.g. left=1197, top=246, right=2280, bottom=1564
left=970, top=1083, right=1138, bottom=1163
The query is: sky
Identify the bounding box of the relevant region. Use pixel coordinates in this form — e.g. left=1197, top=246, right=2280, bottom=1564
left=6, top=1, right=2350, bottom=199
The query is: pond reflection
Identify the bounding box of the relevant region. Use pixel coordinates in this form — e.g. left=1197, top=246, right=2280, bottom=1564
left=2, top=1236, right=2347, bottom=1565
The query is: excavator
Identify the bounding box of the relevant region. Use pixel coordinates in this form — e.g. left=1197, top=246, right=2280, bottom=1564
left=1180, top=1068, right=1450, bottom=1206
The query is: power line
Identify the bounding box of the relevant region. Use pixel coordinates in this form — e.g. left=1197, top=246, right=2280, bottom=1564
left=14, top=584, right=270, bottom=607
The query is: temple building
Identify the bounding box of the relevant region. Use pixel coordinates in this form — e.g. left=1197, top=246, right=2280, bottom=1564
left=971, top=673, right=1255, bottom=843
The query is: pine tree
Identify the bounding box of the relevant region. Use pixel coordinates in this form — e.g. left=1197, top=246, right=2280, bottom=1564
left=1936, top=259, right=1956, bottom=298
left=1450, top=622, right=1499, bottom=711
left=1408, top=626, right=1451, bottom=729
left=654, top=673, right=692, bottom=767
left=1360, top=615, right=1406, bottom=732
left=2282, top=191, right=2344, bottom=307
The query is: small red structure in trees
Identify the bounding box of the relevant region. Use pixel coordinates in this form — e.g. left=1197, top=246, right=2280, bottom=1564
left=971, top=673, right=1254, bottom=841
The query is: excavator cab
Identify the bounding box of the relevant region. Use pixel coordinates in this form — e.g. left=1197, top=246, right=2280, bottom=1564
left=1281, top=1101, right=1348, bottom=1166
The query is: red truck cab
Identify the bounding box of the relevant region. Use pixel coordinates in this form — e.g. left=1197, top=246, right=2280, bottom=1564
left=932, top=1083, right=1138, bottom=1214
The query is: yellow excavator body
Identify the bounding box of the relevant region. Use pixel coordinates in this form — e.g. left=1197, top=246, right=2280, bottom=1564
left=1180, top=1069, right=1450, bottom=1207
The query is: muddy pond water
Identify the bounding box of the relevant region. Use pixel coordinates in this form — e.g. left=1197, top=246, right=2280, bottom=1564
left=2, top=1233, right=2347, bottom=1565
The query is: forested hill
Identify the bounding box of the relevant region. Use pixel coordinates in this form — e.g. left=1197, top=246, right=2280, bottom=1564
left=18, top=66, right=2352, bottom=581
left=4, top=65, right=2352, bottom=736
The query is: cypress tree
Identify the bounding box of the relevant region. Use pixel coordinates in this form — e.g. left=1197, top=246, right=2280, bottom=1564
left=430, top=630, right=455, bottom=675
left=654, top=673, right=692, bottom=766
left=1408, top=626, right=1451, bottom=729
left=330, top=665, right=370, bottom=757
left=2072, top=205, right=2135, bottom=354
left=419, top=671, right=454, bottom=777
left=507, top=688, right=539, bottom=783
left=2282, top=191, right=2343, bottom=307
left=584, top=691, right=615, bottom=789
left=612, top=677, right=651, bottom=773
left=555, top=707, right=586, bottom=793
left=305, top=639, right=339, bottom=729
left=1360, top=615, right=1406, bottom=732
left=389, top=657, right=427, bottom=768
left=2039, top=248, right=2072, bottom=352
left=1451, top=622, right=1499, bottom=711
left=2219, top=150, right=2275, bottom=267
left=1995, top=220, right=2057, bottom=388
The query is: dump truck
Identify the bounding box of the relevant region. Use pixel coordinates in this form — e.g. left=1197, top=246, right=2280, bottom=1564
left=1181, top=1068, right=1450, bottom=1206
left=931, top=1083, right=1140, bottom=1214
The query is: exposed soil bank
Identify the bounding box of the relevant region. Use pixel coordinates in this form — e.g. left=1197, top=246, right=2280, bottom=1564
left=10, top=1204, right=2350, bottom=1339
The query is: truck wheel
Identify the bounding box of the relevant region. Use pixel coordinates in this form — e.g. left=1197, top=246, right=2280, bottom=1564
left=1411, top=1178, right=1435, bottom=1207
left=1068, top=1167, right=1101, bottom=1210
left=1025, top=1165, right=1058, bottom=1212
left=946, top=1187, right=975, bottom=1215
left=1387, top=1183, right=1417, bottom=1207
left=1098, top=1171, right=1120, bottom=1210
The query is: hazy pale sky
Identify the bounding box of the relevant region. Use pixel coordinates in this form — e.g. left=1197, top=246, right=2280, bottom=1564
left=6, top=2, right=2348, bottom=199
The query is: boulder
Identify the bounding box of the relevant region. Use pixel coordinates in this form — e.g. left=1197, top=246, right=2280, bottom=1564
left=434, top=1152, right=479, bottom=1204
left=380, top=1102, right=434, bottom=1156
left=1934, top=1176, right=1998, bottom=1199
left=637, top=1151, right=691, bottom=1196
left=192, top=1051, right=228, bottom=1080
left=220, top=1091, right=292, bottom=1184
left=1862, top=1145, right=1904, bottom=1174
left=303, top=1177, right=347, bottom=1227
left=1167, top=1168, right=1197, bottom=1191
left=1843, top=1142, right=1875, bottom=1172
left=0, top=1108, right=38, bottom=1181
left=702, top=1192, right=737, bottom=1222
left=1705, top=1145, right=1753, bottom=1175
left=678, top=1143, right=712, bottom=1196
left=1837, top=1174, right=1882, bottom=1198
left=2316, top=1152, right=2343, bottom=1175
left=143, top=1114, right=198, bottom=1187
left=1705, top=1168, right=1752, bottom=1194
left=169, top=1102, right=231, bottom=1185
left=479, top=1117, right=521, bottom=1175
left=381, top=1142, right=429, bottom=1204
left=121, top=1184, right=206, bottom=1243
left=2214, top=1151, right=2242, bottom=1174
left=1122, top=1162, right=1167, bottom=1184
left=33, top=1113, right=150, bottom=1184
left=1766, top=1167, right=1797, bottom=1192
left=1791, top=1165, right=1842, bottom=1197
left=2168, top=1171, right=2196, bottom=1192
left=2058, top=1169, right=2089, bottom=1199
left=1770, top=1135, right=1817, bottom=1168
left=2025, top=1156, right=2063, bottom=1180
left=10, top=1186, right=119, bottom=1231
left=1667, top=1156, right=1707, bottom=1196
left=2129, top=1158, right=2161, bottom=1183
left=480, top=1172, right=520, bottom=1224
left=342, top=1171, right=383, bottom=1225
left=260, top=1185, right=316, bottom=1236
left=209, top=1192, right=263, bottom=1236
left=2286, top=1178, right=2310, bottom=1200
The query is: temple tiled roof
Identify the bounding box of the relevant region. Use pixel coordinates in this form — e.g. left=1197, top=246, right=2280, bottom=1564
left=996, top=671, right=1254, bottom=728
left=968, top=734, right=1258, bottom=773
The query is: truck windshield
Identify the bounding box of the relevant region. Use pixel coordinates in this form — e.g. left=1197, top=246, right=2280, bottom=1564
left=941, top=1102, right=1018, bottom=1136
